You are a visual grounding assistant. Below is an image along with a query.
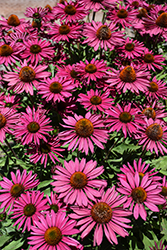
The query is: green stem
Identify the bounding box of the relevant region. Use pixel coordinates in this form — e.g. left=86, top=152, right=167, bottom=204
left=104, top=133, right=123, bottom=161
left=0, top=144, right=16, bottom=163
left=5, top=139, right=18, bottom=159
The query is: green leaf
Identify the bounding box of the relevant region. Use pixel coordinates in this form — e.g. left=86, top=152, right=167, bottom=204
left=4, top=239, right=23, bottom=250
left=0, top=235, right=11, bottom=247
left=37, top=179, right=53, bottom=189
left=112, top=142, right=141, bottom=154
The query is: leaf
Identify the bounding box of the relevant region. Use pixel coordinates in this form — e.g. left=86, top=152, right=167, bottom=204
left=0, top=235, right=11, bottom=247
left=150, top=156, right=167, bottom=176
left=37, top=180, right=53, bottom=189
left=4, top=239, right=23, bottom=250
left=112, top=142, right=141, bottom=154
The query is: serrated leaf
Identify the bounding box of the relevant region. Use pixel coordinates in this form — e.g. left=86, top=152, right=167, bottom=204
left=4, top=238, right=23, bottom=250
left=0, top=235, right=11, bottom=247
left=112, top=142, right=141, bottom=154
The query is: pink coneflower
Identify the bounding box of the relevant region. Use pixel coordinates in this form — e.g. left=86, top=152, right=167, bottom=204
left=76, top=58, right=109, bottom=85
left=52, top=158, right=107, bottom=206
left=11, top=191, right=48, bottom=232
left=107, top=65, right=150, bottom=94
left=79, top=0, right=116, bottom=12
left=21, top=38, right=55, bottom=66
left=0, top=107, right=19, bottom=143
left=0, top=169, right=39, bottom=214
left=27, top=137, right=64, bottom=168
left=0, top=94, right=21, bottom=110
left=37, top=75, right=75, bottom=103
left=14, top=106, right=53, bottom=145
left=70, top=186, right=132, bottom=246
left=116, top=37, right=145, bottom=59
left=28, top=210, right=82, bottom=250
left=53, top=97, right=77, bottom=117
left=45, top=192, right=67, bottom=214
left=145, top=76, right=167, bottom=100
left=118, top=158, right=161, bottom=183
left=0, top=14, right=28, bottom=31
left=53, top=1, right=88, bottom=23
left=3, top=60, right=51, bottom=95
left=107, top=5, right=138, bottom=28
left=126, top=0, right=145, bottom=8
left=49, top=23, right=82, bottom=42
left=78, top=89, right=113, bottom=112
left=140, top=48, right=165, bottom=71
left=150, top=240, right=167, bottom=250
left=24, top=7, right=47, bottom=18
left=135, top=118, right=167, bottom=155
left=58, top=112, right=108, bottom=154
left=56, top=64, right=81, bottom=88
left=0, top=42, right=23, bottom=66
left=160, top=176, right=167, bottom=201
left=117, top=172, right=165, bottom=220
left=105, top=103, right=144, bottom=138
left=83, top=21, right=124, bottom=51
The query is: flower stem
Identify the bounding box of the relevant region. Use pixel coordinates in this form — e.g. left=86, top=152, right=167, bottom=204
left=0, top=144, right=16, bottom=163
left=5, top=139, right=18, bottom=159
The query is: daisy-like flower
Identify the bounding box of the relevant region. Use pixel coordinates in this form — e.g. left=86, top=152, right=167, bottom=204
left=105, top=103, right=144, bottom=138
left=37, top=75, right=75, bottom=103
left=145, top=76, right=167, bottom=100
left=0, top=169, right=39, bottom=214
left=116, top=37, right=145, bottom=59
left=70, top=186, right=132, bottom=246
left=135, top=118, right=167, bottom=155
left=80, top=0, right=116, bottom=11
left=118, top=158, right=161, bottom=183
left=45, top=192, right=67, bottom=214
left=160, top=176, right=167, bottom=200
left=0, top=42, right=24, bottom=66
left=76, top=58, right=109, bottom=85
left=28, top=210, right=82, bottom=250
left=78, top=89, right=113, bottom=112
left=28, top=137, right=64, bottom=168
left=150, top=240, right=167, bottom=250
left=117, top=172, right=165, bottom=220
left=49, top=22, right=82, bottom=42
left=0, top=94, right=21, bottom=110
left=24, top=7, right=47, bottom=19
left=58, top=112, right=109, bottom=154
left=107, top=5, right=138, bottom=28
left=83, top=21, right=124, bottom=51
left=3, top=60, right=51, bottom=95
left=0, top=14, right=28, bottom=31
left=56, top=64, right=81, bottom=88
left=11, top=191, right=48, bottom=232
left=52, top=158, right=107, bottom=206
left=53, top=1, right=88, bottom=23
left=107, top=65, right=150, bottom=94
left=126, top=0, right=144, bottom=9
left=140, top=48, right=165, bottom=71
left=54, top=97, right=77, bottom=117
left=0, top=107, right=19, bottom=142
left=21, top=38, right=55, bottom=66
left=14, top=106, right=53, bottom=145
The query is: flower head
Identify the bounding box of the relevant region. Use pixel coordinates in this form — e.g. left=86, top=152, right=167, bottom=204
left=145, top=76, right=167, bottom=100
left=52, top=158, right=107, bottom=206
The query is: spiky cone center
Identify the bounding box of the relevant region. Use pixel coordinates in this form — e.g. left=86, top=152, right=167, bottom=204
left=149, top=82, right=158, bottom=92
left=50, top=204, right=59, bottom=213
left=161, top=186, right=167, bottom=197
left=125, top=43, right=135, bottom=51
left=90, top=95, right=102, bottom=105
left=156, top=12, right=167, bottom=28
left=131, top=187, right=147, bottom=203
left=24, top=203, right=36, bottom=216
left=19, top=66, right=36, bottom=82
left=59, top=25, right=71, bottom=34
left=145, top=123, right=163, bottom=141
left=75, top=118, right=94, bottom=137
left=119, top=66, right=136, bottom=82
left=7, top=14, right=20, bottom=26
left=49, top=82, right=63, bottom=93
left=33, top=12, right=40, bottom=18
left=144, top=53, right=154, bottom=63
left=119, top=111, right=132, bottom=123
left=44, top=227, right=62, bottom=246
left=91, top=202, right=112, bottom=224
left=30, top=44, right=42, bottom=54
left=137, top=8, right=148, bottom=18
left=27, top=122, right=40, bottom=133
left=70, top=70, right=78, bottom=79
left=96, top=25, right=111, bottom=40
left=117, top=9, right=128, bottom=18
left=142, top=108, right=156, bottom=119
left=45, top=4, right=52, bottom=12
left=70, top=171, right=87, bottom=189
left=0, top=114, right=6, bottom=129
left=40, top=142, right=51, bottom=153
left=64, top=5, right=76, bottom=15
left=0, top=44, right=13, bottom=56
left=10, top=184, right=24, bottom=198
left=132, top=1, right=139, bottom=7
left=85, top=64, right=97, bottom=73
